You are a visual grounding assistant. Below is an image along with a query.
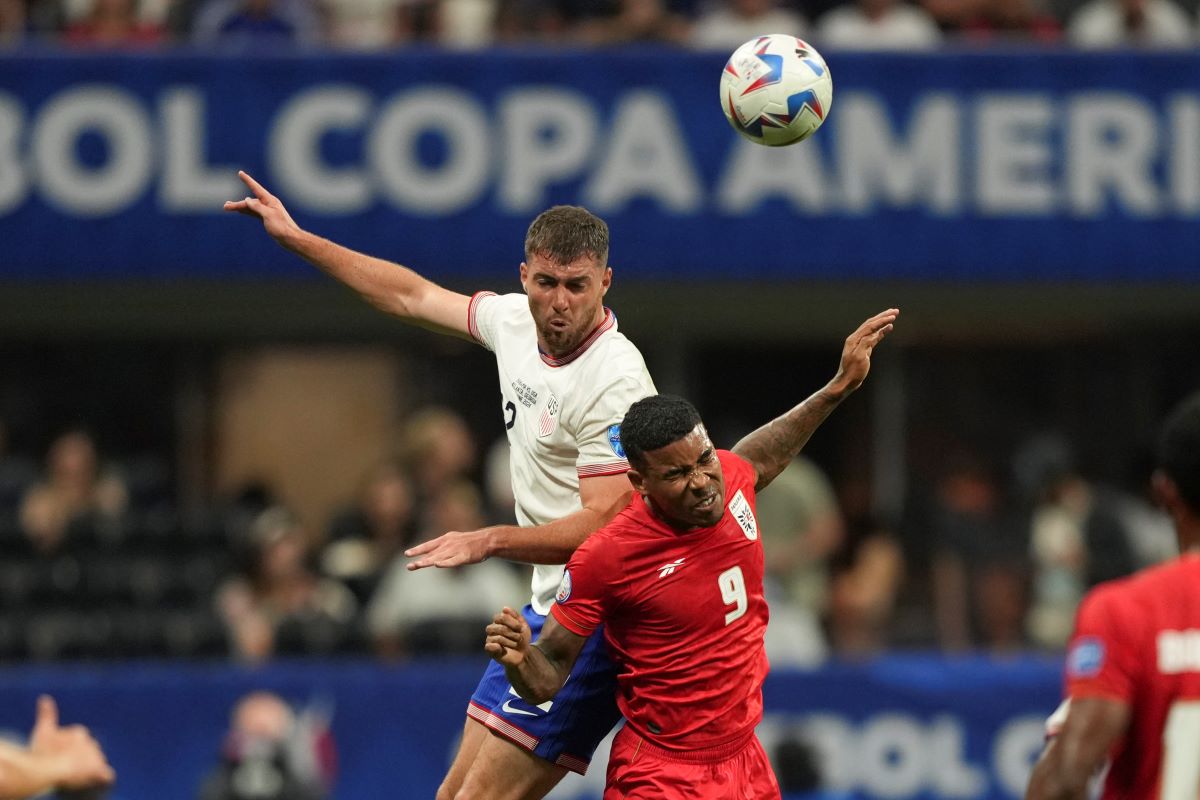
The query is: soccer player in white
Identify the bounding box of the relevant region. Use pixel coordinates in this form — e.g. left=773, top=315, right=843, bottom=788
left=225, top=171, right=655, bottom=800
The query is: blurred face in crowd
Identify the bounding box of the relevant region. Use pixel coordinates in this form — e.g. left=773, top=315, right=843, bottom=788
left=49, top=431, right=98, bottom=491
left=629, top=425, right=727, bottom=531
left=520, top=252, right=611, bottom=358
left=363, top=467, right=414, bottom=533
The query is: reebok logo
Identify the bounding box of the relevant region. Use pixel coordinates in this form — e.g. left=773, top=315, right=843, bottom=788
left=658, top=558, right=685, bottom=578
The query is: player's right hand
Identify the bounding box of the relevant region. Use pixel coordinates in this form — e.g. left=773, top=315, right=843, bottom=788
left=484, top=607, right=531, bottom=667
left=223, top=171, right=303, bottom=245
left=30, top=696, right=116, bottom=791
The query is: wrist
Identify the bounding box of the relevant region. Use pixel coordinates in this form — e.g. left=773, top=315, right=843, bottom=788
left=819, top=380, right=852, bottom=404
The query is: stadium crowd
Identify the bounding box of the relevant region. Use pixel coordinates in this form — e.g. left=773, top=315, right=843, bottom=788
left=1, top=0, right=1199, bottom=51
left=0, top=397, right=1175, bottom=664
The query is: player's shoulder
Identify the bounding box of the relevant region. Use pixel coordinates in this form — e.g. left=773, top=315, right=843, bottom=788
left=718, top=449, right=756, bottom=488
left=480, top=292, right=531, bottom=319
left=584, top=324, right=650, bottom=376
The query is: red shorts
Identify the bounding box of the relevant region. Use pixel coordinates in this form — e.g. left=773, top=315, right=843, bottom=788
left=603, top=725, right=781, bottom=799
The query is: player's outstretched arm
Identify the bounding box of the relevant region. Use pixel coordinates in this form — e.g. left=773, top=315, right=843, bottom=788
left=485, top=608, right=586, bottom=705
left=1024, top=697, right=1129, bottom=800
left=733, top=308, right=898, bottom=492
left=405, top=472, right=631, bottom=570
left=0, top=696, right=115, bottom=800
left=223, top=171, right=472, bottom=339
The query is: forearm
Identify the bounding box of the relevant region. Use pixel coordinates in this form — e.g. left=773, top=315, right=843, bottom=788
left=1025, top=743, right=1090, bottom=800
left=282, top=229, right=442, bottom=326
left=486, top=488, right=632, bottom=564
left=504, top=643, right=571, bottom=705
left=733, top=384, right=847, bottom=491
left=0, top=743, right=61, bottom=799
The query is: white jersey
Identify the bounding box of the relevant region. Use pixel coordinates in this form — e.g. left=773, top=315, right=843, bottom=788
left=469, top=292, right=656, bottom=614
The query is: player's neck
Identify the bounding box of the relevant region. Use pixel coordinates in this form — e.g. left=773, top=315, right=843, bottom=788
left=640, top=495, right=702, bottom=533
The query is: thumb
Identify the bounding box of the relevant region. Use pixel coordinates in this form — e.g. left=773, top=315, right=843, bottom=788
left=34, top=695, right=59, bottom=733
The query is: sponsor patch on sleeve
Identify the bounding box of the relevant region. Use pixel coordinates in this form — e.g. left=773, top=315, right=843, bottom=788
left=555, top=570, right=573, bottom=604
left=1066, top=637, right=1105, bottom=678
left=607, top=424, right=626, bottom=459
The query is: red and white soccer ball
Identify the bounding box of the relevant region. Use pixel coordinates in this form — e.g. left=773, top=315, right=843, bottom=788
left=720, top=34, right=833, bottom=147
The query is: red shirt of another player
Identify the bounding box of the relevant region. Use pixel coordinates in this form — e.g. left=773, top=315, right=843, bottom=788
left=1063, top=553, right=1200, bottom=799
left=551, top=450, right=769, bottom=752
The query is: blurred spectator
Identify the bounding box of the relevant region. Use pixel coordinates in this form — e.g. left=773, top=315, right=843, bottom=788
left=827, top=513, right=904, bottom=658
left=62, top=0, right=164, bottom=45
left=322, top=0, right=406, bottom=46
left=320, top=459, right=417, bottom=604
left=959, top=0, right=1061, bottom=40
left=930, top=453, right=1027, bottom=652
left=815, top=0, right=942, bottom=49
left=366, top=480, right=525, bottom=659
left=436, top=0, right=500, bottom=45
left=689, top=0, right=808, bottom=50
left=756, top=456, right=843, bottom=667
left=573, top=0, right=691, bottom=44
left=197, top=691, right=334, bottom=800
left=0, top=0, right=28, bottom=44
left=216, top=506, right=358, bottom=663
left=1017, top=434, right=1137, bottom=649
left=482, top=436, right=517, bottom=525
left=1065, top=0, right=1192, bottom=45
left=399, top=406, right=477, bottom=512
left=19, top=428, right=127, bottom=556
left=191, top=0, right=320, bottom=46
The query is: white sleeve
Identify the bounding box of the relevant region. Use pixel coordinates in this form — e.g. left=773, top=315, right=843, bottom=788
left=466, top=291, right=501, bottom=351
left=574, top=372, right=655, bottom=479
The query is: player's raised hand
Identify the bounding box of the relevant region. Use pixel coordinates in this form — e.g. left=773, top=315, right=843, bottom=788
left=29, top=695, right=116, bottom=791
left=485, top=607, right=531, bottom=667
left=223, top=171, right=302, bottom=246
left=829, top=308, right=899, bottom=396
left=405, top=528, right=492, bottom=571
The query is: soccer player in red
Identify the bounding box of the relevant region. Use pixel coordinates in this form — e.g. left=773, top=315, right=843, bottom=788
left=1025, top=391, right=1200, bottom=800
left=485, top=308, right=899, bottom=799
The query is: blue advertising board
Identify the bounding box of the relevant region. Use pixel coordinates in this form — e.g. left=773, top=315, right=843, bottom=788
left=0, top=654, right=1062, bottom=799
left=3, top=50, right=1200, bottom=281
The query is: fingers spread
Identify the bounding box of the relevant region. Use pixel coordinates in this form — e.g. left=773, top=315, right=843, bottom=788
left=238, top=170, right=271, bottom=200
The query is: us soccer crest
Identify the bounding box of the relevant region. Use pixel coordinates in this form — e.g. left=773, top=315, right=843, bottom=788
left=537, top=395, right=559, bottom=438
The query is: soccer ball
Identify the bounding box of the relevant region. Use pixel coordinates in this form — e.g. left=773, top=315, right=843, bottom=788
left=720, top=34, right=833, bottom=147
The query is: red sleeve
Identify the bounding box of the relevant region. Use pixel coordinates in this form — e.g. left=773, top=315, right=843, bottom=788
left=1064, top=583, right=1139, bottom=703
left=550, top=532, right=619, bottom=637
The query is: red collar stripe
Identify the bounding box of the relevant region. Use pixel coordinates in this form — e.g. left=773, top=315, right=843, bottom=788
left=467, top=291, right=497, bottom=344
left=540, top=308, right=615, bottom=367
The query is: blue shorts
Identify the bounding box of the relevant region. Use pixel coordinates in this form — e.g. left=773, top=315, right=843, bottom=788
left=468, top=604, right=621, bottom=774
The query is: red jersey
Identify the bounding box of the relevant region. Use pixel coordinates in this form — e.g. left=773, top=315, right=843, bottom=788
left=551, top=450, right=769, bottom=753
left=1063, top=553, right=1200, bottom=799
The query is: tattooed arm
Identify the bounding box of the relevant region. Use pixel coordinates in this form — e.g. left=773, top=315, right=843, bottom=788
left=732, top=309, right=898, bottom=493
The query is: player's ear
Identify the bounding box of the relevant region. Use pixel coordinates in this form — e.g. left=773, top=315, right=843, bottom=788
left=627, top=467, right=646, bottom=496
left=601, top=266, right=612, bottom=296
left=519, top=261, right=529, bottom=289
left=1152, top=469, right=1181, bottom=516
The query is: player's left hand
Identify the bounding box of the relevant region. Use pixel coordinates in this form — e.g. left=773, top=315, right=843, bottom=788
left=829, top=308, right=899, bottom=397
left=404, top=528, right=493, bottom=571
left=484, top=607, right=531, bottom=667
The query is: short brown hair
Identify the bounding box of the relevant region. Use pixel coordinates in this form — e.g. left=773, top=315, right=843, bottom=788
left=524, top=205, right=609, bottom=266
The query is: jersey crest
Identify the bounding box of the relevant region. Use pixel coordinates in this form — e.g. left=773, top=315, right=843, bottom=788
left=538, top=395, right=560, bottom=438
left=728, top=489, right=758, bottom=540
left=555, top=569, right=573, bottom=604
left=607, top=424, right=626, bottom=459
left=1066, top=636, right=1105, bottom=678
